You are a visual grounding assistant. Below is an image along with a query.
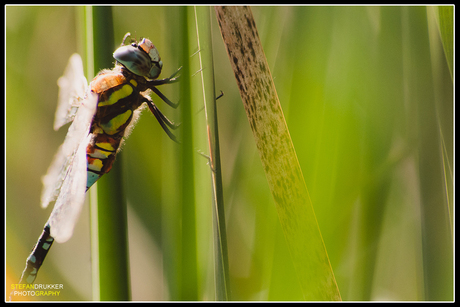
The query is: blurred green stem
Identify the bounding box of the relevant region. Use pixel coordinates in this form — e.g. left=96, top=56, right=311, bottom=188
left=405, top=7, right=453, bottom=301
left=434, top=6, right=453, bottom=79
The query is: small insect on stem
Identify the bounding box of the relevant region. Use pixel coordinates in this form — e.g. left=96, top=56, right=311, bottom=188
left=195, top=90, right=225, bottom=115
left=216, top=90, right=224, bottom=100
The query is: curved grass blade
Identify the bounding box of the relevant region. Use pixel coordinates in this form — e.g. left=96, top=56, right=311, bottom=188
left=214, top=6, right=341, bottom=301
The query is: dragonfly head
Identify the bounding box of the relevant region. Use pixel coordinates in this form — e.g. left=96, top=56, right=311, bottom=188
left=113, top=37, right=163, bottom=79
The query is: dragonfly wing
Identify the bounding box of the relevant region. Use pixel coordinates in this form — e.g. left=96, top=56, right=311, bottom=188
left=54, top=53, right=88, bottom=131
left=41, top=92, right=98, bottom=209
left=47, top=134, right=89, bottom=243
left=40, top=142, right=68, bottom=208
left=43, top=92, right=98, bottom=243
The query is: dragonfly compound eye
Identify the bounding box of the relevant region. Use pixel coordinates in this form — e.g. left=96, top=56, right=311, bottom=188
left=113, top=45, right=152, bottom=78
left=148, top=61, right=162, bottom=79
left=139, top=38, right=163, bottom=79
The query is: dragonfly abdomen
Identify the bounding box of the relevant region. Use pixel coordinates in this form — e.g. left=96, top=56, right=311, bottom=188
left=86, top=134, right=119, bottom=190
left=18, top=224, right=54, bottom=284
left=85, top=70, right=142, bottom=190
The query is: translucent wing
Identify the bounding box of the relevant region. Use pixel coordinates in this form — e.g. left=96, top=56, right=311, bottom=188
left=54, top=53, right=88, bottom=131
left=41, top=93, right=98, bottom=243
left=47, top=133, right=90, bottom=243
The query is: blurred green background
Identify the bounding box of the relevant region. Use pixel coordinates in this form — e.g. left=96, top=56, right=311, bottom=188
left=6, top=6, right=453, bottom=301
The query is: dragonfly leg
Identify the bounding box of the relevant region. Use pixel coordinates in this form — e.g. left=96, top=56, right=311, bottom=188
left=150, top=87, right=180, bottom=109
left=121, top=32, right=132, bottom=46
left=143, top=96, right=180, bottom=130
left=147, top=66, right=182, bottom=86
left=143, top=97, right=180, bottom=143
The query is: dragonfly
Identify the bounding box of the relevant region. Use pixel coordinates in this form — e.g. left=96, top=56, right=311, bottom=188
left=17, top=32, right=181, bottom=286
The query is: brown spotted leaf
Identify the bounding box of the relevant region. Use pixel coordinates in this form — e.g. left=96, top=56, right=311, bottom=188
left=215, top=6, right=341, bottom=301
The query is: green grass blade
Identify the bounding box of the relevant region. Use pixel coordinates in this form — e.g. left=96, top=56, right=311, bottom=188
left=214, top=6, right=341, bottom=301
left=434, top=6, right=453, bottom=79
left=404, top=7, right=453, bottom=301
left=161, top=6, right=198, bottom=300
left=89, top=6, right=131, bottom=301
left=82, top=6, right=100, bottom=300
left=179, top=7, right=198, bottom=301
left=194, top=6, right=230, bottom=301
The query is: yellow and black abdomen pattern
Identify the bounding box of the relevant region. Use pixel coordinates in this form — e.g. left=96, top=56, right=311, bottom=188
left=86, top=73, right=141, bottom=190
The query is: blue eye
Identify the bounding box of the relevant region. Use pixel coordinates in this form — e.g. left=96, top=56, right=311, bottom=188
left=113, top=45, right=153, bottom=78
left=148, top=60, right=163, bottom=80
left=113, top=38, right=163, bottom=79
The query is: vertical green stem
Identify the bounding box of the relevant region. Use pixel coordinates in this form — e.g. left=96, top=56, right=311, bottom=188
left=179, top=7, right=198, bottom=301
left=404, top=7, right=453, bottom=301
left=89, top=6, right=131, bottom=301
left=163, top=6, right=198, bottom=301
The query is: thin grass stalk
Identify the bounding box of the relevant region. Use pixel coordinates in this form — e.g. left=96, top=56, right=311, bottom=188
left=214, top=6, right=341, bottom=300
left=194, top=6, right=230, bottom=301
left=89, top=6, right=131, bottom=301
